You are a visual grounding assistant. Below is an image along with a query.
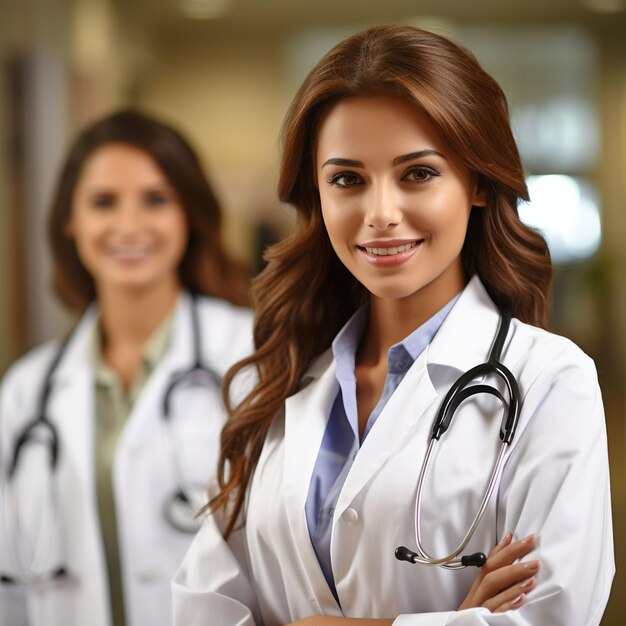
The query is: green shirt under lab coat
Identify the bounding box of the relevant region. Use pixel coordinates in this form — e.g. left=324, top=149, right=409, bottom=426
left=90, top=313, right=173, bottom=626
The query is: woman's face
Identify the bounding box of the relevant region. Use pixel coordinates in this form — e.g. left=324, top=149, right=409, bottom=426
left=315, top=94, right=485, bottom=308
left=66, top=143, right=189, bottom=295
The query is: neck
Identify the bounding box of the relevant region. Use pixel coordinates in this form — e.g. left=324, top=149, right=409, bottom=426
left=96, top=279, right=181, bottom=351
left=358, top=278, right=465, bottom=367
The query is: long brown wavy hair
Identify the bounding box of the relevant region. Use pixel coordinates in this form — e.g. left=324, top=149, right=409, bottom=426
left=48, top=109, right=248, bottom=312
left=214, top=24, right=552, bottom=536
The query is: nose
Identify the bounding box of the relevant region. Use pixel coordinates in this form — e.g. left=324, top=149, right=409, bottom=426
left=364, top=183, right=403, bottom=230
left=115, top=202, right=144, bottom=235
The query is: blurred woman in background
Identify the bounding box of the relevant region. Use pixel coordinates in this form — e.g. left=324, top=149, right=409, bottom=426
left=0, top=110, right=252, bottom=626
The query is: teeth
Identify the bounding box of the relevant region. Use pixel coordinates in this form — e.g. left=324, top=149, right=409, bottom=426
left=364, top=242, right=417, bottom=256
left=110, top=247, right=151, bottom=256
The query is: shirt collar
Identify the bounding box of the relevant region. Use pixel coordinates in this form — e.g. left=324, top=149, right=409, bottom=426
left=331, top=291, right=460, bottom=381
left=400, top=294, right=459, bottom=362
left=302, top=276, right=502, bottom=383
left=89, top=308, right=175, bottom=384
left=331, top=304, right=368, bottom=382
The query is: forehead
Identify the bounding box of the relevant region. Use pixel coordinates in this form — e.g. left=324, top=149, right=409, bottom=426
left=78, top=143, right=166, bottom=186
left=315, top=95, right=446, bottom=162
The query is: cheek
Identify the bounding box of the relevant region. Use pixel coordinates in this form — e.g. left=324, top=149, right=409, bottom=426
left=70, top=225, right=102, bottom=275
left=320, top=198, right=356, bottom=245
left=70, top=217, right=102, bottom=253
left=423, top=191, right=473, bottom=238
left=165, top=211, right=190, bottom=257
left=322, top=217, right=350, bottom=260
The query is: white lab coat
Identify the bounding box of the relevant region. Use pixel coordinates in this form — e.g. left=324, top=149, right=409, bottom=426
left=0, top=292, right=253, bottom=626
left=173, top=277, right=614, bottom=626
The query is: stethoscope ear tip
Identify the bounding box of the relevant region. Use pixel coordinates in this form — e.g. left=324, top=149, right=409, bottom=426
left=461, top=552, right=487, bottom=568
left=395, top=546, right=418, bottom=563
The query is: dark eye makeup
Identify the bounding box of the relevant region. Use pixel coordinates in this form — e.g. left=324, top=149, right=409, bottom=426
left=327, top=172, right=364, bottom=188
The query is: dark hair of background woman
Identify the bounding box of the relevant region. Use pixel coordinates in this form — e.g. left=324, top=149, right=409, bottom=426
left=48, top=109, right=249, bottom=311
left=213, top=24, right=552, bottom=536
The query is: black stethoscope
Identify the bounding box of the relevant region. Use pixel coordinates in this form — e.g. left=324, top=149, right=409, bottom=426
left=0, top=293, right=220, bottom=586
left=395, top=308, right=521, bottom=569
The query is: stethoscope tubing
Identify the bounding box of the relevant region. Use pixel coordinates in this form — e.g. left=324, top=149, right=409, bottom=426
left=1, top=458, right=66, bottom=585
left=397, top=307, right=521, bottom=570
left=413, top=440, right=509, bottom=568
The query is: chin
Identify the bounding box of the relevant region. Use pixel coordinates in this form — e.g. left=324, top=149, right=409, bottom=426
left=98, top=273, right=161, bottom=292
left=365, top=283, right=424, bottom=301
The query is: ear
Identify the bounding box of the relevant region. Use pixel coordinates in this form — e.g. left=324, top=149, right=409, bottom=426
left=471, top=176, right=488, bottom=208
left=63, top=216, right=75, bottom=239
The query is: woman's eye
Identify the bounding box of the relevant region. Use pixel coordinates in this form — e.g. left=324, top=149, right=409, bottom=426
left=90, top=194, right=116, bottom=209
left=403, top=166, right=439, bottom=183
left=145, top=191, right=170, bottom=207
left=327, top=172, right=362, bottom=188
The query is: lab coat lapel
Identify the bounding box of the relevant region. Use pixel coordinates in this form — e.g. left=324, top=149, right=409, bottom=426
left=49, top=308, right=98, bottom=493
left=37, top=314, right=109, bottom=624
left=334, top=349, right=437, bottom=520
left=283, top=350, right=343, bottom=613
left=427, top=275, right=502, bottom=378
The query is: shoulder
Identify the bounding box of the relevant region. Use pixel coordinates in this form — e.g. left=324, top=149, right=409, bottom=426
left=0, top=340, right=64, bottom=436
left=1, top=339, right=62, bottom=394
left=506, top=319, right=602, bottom=439
left=194, top=295, right=253, bottom=332
left=192, top=295, right=254, bottom=364
left=1, top=309, right=95, bottom=401
left=508, top=318, right=597, bottom=383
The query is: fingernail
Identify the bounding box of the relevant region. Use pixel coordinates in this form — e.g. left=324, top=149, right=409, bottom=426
left=520, top=577, right=535, bottom=590
left=523, top=560, right=540, bottom=572
left=499, top=532, right=513, bottom=545
left=523, top=534, right=536, bottom=544
left=511, top=593, right=526, bottom=607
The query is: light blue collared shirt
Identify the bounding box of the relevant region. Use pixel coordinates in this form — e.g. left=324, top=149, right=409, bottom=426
left=304, top=294, right=459, bottom=601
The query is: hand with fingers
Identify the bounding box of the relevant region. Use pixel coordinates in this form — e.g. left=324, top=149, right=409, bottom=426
left=458, top=533, right=540, bottom=613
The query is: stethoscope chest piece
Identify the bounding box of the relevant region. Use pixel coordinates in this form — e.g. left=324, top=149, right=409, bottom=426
left=162, top=486, right=207, bottom=534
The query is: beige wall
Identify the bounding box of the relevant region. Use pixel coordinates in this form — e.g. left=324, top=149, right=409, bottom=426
left=0, top=0, right=70, bottom=369
left=134, top=28, right=294, bottom=263
left=597, top=23, right=626, bottom=625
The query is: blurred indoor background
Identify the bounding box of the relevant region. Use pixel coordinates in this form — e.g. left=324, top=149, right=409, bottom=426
left=0, top=0, right=624, bottom=621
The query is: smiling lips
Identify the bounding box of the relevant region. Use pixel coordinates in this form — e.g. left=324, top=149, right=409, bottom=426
left=358, top=239, right=422, bottom=266
left=363, top=241, right=418, bottom=256
left=108, top=245, right=153, bottom=262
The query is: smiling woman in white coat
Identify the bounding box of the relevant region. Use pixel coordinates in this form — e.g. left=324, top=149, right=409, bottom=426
left=0, top=110, right=252, bottom=626
left=172, top=25, right=614, bottom=626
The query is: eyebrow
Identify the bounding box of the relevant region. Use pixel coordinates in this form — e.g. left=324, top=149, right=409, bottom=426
left=84, top=180, right=172, bottom=193
left=321, top=149, right=446, bottom=169
left=393, top=149, right=446, bottom=165
left=321, top=157, right=364, bottom=168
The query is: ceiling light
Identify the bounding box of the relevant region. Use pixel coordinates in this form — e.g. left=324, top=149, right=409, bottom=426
left=520, top=175, right=601, bottom=265
left=179, top=0, right=232, bottom=20
left=580, top=0, right=625, bottom=14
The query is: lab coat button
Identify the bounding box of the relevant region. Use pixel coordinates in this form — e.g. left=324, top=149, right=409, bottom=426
left=344, top=508, right=359, bottom=525
left=136, top=568, right=159, bottom=584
